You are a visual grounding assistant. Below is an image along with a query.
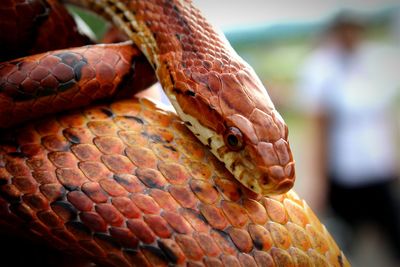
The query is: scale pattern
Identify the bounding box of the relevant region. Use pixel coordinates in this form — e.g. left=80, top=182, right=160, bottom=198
left=69, top=0, right=296, bottom=195
left=0, top=0, right=92, bottom=61
left=0, top=42, right=156, bottom=128
left=0, top=98, right=349, bottom=267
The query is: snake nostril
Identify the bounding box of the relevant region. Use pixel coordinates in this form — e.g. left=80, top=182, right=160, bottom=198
left=261, top=174, right=270, bottom=185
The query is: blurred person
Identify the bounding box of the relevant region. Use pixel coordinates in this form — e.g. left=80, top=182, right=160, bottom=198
left=297, top=11, right=400, bottom=262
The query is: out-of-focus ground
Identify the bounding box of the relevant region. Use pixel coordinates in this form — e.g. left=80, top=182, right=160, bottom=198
left=71, top=2, right=400, bottom=266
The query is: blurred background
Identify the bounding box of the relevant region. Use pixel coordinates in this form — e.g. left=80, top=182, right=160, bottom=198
left=71, top=1, right=400, bottom=266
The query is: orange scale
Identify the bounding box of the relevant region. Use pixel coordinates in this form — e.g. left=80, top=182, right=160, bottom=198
left=48, top=151, right=78, bottom=168
left=87, top=121, right=117, bottom=136
left=20, top=144, right=46, bottom=158
left=95, top=203, right=125, bottom=227
left=203, top=257, right=223, bottom=267
left=210, top=230, right=236, bottom=255
left=266, top=222, right=292, bottom=250
left=6, top=157, right=31, bottom=176
left=131, top=193, right=161, bottom=215
left=253, top=250, right=275, bottom=267
left=286, top=222, right=312, bottom=251
left=146, top=126, right=175, bottom=143
left=71, top=144, right=102, bottom=162
left=263, top=197, right=288, bottom=224
left=226, top=227, right=253, bottom=253
left=111, top=197, right=141, bottom=219
left=150, top=142, right=181, bottom=162
left=158, top=162, right=191, bottom=185
left=180, top=209, right=210, bottom=233
left=271, top=247, right=295, bottom=266
left=242, top=199, right=268, bottom=225
left=101, top=154, right=135, bottom=174
left=113, top=116, right=144, bottom=131
left=80, top=211, right=108, bottom=232
left=50, top=200, right=78, bottom=221
left=118, top=131, right=148, bottom=147
left=238, top=253, right=258, bottom=267
left=185, top=160, right=212, bottom=181
left=99, top=178, right=129, bottom=197
left=81, top=182, right=109, bottom=203
left=191, top=233, right=220, bottom=258
left=306, top=225, right=329, bottom=254
left=22, top=193, right=50, bottom=211
left=150, top=189, right=180, bottom=212
left=288, top=247, right=312, bottom=267
left=41, top=134, right=70, bottom=152
left=221, top=254, right=241, bottom=267
left=94, top=136, right=125, bottom=155
left=144, top=214, right=172, bottom=238
left=190, top=179, right=219, bottom=204
left=39, top=183, right=66, bottom=202
left=175, top=234, right=204, bottom=261
left=79, top=161, right=113, bottom=182
left=67, top=191, right=93, bottom=212
left=113, top=173, right=144, bottom=193
left=175, top=138, right=205, bottom=160
left=214, top=178, right=242, bottom=202
left=109, top=226, right=139, bottom=249
left=199, top=204, right=228, bottom=230
left=55, top=168, right=87, bottom=190
left=158, top=239, right=186, bottom=264
left=307, top=249, right=330, bottom=266
left=162, top=211, right=193, bottom=234
left=26, top=155, right=54, bottom=172
left=169, top=185, right=198, bottom=209
left=12, top=176, right=38, bottom=194
left=125, top=146, right=158, bottom=169
left=248, top=224, right=273, bottom=251
left=284, top=198, right=309, bottom=228
left=136, top=168, right=167, bottom=189
left=127, top=219, right=157, bottom=244
left=220, top=200, right=249, bottom=228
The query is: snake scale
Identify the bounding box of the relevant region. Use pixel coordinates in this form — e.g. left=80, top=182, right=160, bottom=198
left=0, top=0, right=350, bottom=266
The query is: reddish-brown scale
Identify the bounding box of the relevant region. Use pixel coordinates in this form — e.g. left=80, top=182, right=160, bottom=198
left=0, top=98, right=348, bottom=266
left=0, top=0, right=91, bottom=61
left=0, top=43, right=156, bottom=128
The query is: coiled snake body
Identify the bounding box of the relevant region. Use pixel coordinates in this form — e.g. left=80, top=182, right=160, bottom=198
left=0, top=0, right=349, bottom=266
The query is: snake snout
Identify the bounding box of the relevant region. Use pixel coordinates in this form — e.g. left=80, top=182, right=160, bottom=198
left=253, top=140, right=295, bottom=195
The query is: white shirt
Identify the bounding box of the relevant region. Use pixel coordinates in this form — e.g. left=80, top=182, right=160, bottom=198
left=298, top=41, right=400, bottom=186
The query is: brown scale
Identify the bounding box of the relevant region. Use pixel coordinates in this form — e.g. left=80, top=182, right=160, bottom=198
left=0, top=43, right=156, bottom=128
left=0, top=0, right=92, bottom=62
left=0, top=97, right=349, bottom=266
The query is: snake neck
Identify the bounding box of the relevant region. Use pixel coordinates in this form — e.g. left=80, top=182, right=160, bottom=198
left=65, top=0, right=295, bottom=195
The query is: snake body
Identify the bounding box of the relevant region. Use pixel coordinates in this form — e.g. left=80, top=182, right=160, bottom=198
left=0, top=1, right=349, bottom=266
left=63, top=0, right=295, bottom=195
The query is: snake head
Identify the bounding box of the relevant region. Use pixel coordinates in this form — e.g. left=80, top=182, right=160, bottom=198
left=171, top=64, right=295, bottom=196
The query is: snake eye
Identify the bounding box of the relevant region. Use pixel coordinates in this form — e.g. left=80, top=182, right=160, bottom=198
left=224, top=127, right=243, bottom=151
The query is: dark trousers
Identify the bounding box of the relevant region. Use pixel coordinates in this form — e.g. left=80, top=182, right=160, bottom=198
left=329, top=177, right=400, bottom=259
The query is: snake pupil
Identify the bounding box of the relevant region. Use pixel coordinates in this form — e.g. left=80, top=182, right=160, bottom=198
left=224, top=127, right=243, bottom=151
left=227, top=135, right=238, bottom=147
